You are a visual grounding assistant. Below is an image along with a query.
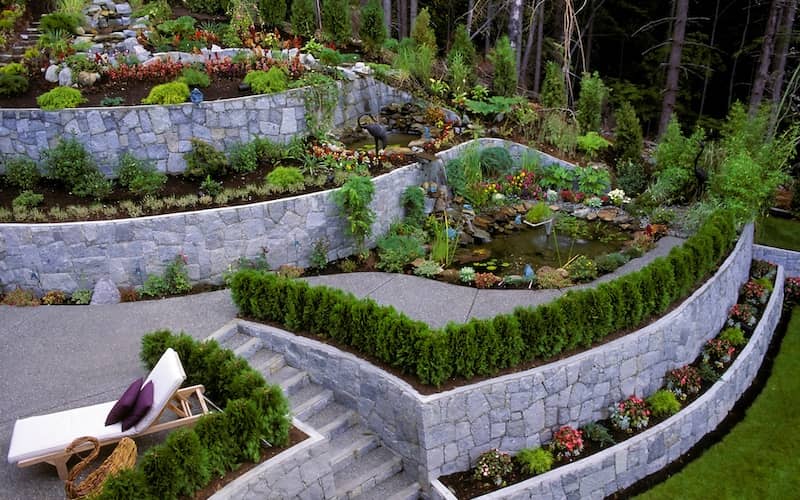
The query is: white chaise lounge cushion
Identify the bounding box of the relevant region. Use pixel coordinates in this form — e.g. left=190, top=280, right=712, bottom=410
left=7, top=348, right=186, bottom=464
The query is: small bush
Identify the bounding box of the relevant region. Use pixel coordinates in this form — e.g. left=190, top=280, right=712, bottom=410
left=2, top=287, right=39, bottom=306
left=141, top=254, right=192, bottom=298
left=359, top=0, right=386, bottom=54
left=200, top=175, right=223, bottom=196
left=0, top=62, right=26, bottom=76
left=411, top=7, right=436, bottom=50
left=142, top=81, right=190, bottom=105
left=540, top=61, right=566, bottom=108
left=719, top=326, right=747, bottom=347
left=576, top=71, right=607, bottom=133
left=647, top=389, right=681, bottom=418
left=525, top=202, right=552, bottom=224
left=41, top=290, right=67, bottom=305
left=401, top=186, right=425, bottom=225
left=614, top=102, right=643, bottom=164
left=566, top=255, right=598, bottom=282
left=71, top=289, right=92, bottom=305
left=616, top=159, right=648, bottom=196
left=290, top=0, right=317, bottom=38
left=479, top=147, right=513, bottom=178
left=244, top=67, right=288, bottom=94
left=489, top=36, right=517, bottom=97
left=37, top=87, right=86, bottom=110
left=184, top=139, right=228, bottom=179
left=333, top=175, right=375, bottom=254
left=595, top=252, right=629, bottom=273
left=43, top=138, right=111, bottom=199
left=515, top=447, right=553, bottom=475
left=376, top=233, right=423, bottom=272
left=179, top=67, right=211, bottom=88
left=12, top=190, right=44, bottom=210
left=228, top=141, right=259, bottom=173
left=265, top=166, right=304, bottom=189
left=322, top=0, right=352, bottom=44
left=3, top=157, right=39, bottom=189
left=580, top=422, right=616, bottom=446
left=0, top=73, right=28, bottom=97
left=577, top=131, right=611, bottom=160
left=40, top=12, right=83, bottom=34
left=116, top=153, right=166, bottom=197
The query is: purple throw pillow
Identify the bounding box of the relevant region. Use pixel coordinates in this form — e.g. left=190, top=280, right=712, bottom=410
left=105, top=378, right=143, bottom=426
left=120, top=381, right=154, bottom=431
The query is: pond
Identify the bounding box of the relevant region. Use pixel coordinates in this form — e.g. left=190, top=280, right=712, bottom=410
left=456, top=222, right=630, bottom=275
left=346, top=133, right=421, bottom=151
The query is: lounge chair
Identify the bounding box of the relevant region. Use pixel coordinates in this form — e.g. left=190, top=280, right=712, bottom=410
left=6, top=348, right=210, bottom=479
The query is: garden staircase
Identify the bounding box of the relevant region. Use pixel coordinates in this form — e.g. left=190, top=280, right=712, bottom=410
left=214, top=328, right=421, bottom=500
left=0, top=20, right=40, bottom=64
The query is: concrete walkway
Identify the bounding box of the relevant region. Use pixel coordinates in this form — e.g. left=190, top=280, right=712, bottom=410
left=0, top=236, right=682, bottom=498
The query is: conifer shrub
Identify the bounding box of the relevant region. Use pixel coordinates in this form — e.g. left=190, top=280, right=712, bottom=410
left=265, top=166, right=304, bottom=189
left=647, top=389, right=681, bottom=417
left=179, top=67, right=211, bottom=88
left=244, top=67, right=288, bottom=94
left=0, top=73, right=28, bottom=97
left=259, top=0, right=288, bottom=27
left=614, top=101, right=643, bottom=164
left=290, top=0, right=317, bottom=38
left=322, top=0, right=352, bottom=44
left=448, top=24, right=476, bottom=68
left=411, top=7, right=436, bottom=51
left=576, top=71, right=607, bottom=133
left=359, top=0, right=386, bottom=54
left=37, top=87, right=86, bottom=110
left=3, top=157, right=39, bottom=190
left=489, top=36, right=517, bottom=97
left=540, top=61, right=566, bottom=108
left=141, top=81, right=189, bottom=105
left=183, top=139, right=229, bottom=178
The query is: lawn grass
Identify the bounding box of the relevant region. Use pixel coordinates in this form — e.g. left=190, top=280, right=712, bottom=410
left=755, top=216, right=800, bottom=251
left=637, top=307, right=800, bottom=499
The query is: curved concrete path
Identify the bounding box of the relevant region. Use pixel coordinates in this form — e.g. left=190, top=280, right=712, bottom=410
left=1, top=236, right=682, bottom=498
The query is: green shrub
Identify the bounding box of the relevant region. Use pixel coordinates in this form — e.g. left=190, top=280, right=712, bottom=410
left=0, top=73, right=28, bottom=97
left=333, top=175, right=375, bottom=254
left=581, top=422, right=616, bottom=446
left=322, top=0, right=352, bottom=44
left=318, top=47, right=343, bottom=66
left=179, top=67, right=211, bottom=88
left=141, top=81, right=190, bottom=105
left=525, top=202, right=551, bottom=223
left=184, top=0, right=224, bottom=15
left=577, top=131, right=611, bottom=160
left=410, top=7, right=436, bottom=51
left=719, top=326, right=747, bottom=347
left=200, top=175, right=223, bottom=196
left=265, top=166, right=304, bottom=188
left=3, top=157, right=39, bottom=189
left=576, top=71, right=607, bottom=133
left=401, top=186, right=425, bottom=225
left=376, top=233, right=424, bottom=272
left=359, top=0, right=386, bottom=54
left=228, top=141, right=259, bottom=173
left=540, top=61, right=566, bottom=108
left=516, top=447, right=554, bottom=475
left=95, top=468, right=149, bottom=499
left=595, top=252, right=629, bottom=273
left=183, top=139, right=229, bottom=179
left=0, top=62, right=26, bottom=76
left=12, top=190, right=43, bottom=210
left=448, top=52, right=472, bottom=96
left=479, top=146, right=513, bottom=178
left=290, top=0, right=317, bottom=38
left=163, top=428, right=210, bottom=497
left=647, top=389, right=681, bottom=418
left=616, top=159, right=649, bottom=196
left=258, top=0, right=287, bottom=27
left=71, top=289, right=92, bottom=305
left=244, top=67, right=288, bottom=94
left=40, top=12, right=83, bottom=34
left=116, top=153, right=166, bottom=197
left=614, top=102, right=643, bottom=164
left=448, top=24, right=476, bottom=69
left=141, top=255, right=192, bottom=298
left=37, top=87, right=86, bottom=110
left=566, top=255, right=598, bottom=282
left=43, top=138, right=111, bottom=199
left=540, top=164, right=575, bottom=191
left=489, top=36, right=517, bottom=97
left=576, top=165, right=611, bottom=195
left=65, top=53, right=101, bottom=75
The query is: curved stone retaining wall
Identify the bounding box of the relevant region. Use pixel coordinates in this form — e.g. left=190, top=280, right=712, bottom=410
left=0, top=161, right=426, bottom=293
left=0, top=77, right=409, bottom=174
left=236, top=224, right=754, bottom=488
left=754, top=244, right=800, bottom=277
left=429, top=265, right=785, bottom=500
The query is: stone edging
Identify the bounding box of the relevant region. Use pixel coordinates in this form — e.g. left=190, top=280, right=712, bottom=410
left=754, top=244, right=800, bottom=277
left=236, top=224, right=754, bottom=489
left=429, top=264, right=785, bottom=499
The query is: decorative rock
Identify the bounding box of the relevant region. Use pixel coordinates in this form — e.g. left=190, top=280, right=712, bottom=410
left=44, top=65, right=60, bottom=83
left=77, top=71, right=101, bottom=87
left=58, top=67, right=73, bottom=87
left=598, top=207, right=619, bottom=222
left=472, top=228, right=492, bottom=243
left=586, top=212, right=598, bottom=221
left=90, top=278, right=121, bottom=305
left=115, top=3, right=132, bottom=15
left=572, top=208, right=592, bottom=219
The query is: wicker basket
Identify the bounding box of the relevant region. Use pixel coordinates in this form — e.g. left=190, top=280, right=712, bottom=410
left=64, top=436, right=137, bottom=499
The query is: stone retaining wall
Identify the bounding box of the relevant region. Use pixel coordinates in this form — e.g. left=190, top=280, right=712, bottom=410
left=0, top=77, right=409, bottom=174
left=754, top=244, right=800, bottom=277
left=236, top=224, right=754, bottom=488
left=0, top=161, right=426, bottom=293
left=429, top=265, right=785, bottom=500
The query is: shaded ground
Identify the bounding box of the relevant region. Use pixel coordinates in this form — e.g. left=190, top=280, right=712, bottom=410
left=755, top=215, right=800, bottom=251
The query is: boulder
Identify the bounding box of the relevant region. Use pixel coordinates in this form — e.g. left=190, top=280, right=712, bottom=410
left=77, top=71, right=101, bottom=87
left=598, top=207, right=619, bottom=222
left=90, top=278, right=121, bottom=305
left=58, top=67, right=73, bottom=87
left=44, top=65, right=60, bottom=83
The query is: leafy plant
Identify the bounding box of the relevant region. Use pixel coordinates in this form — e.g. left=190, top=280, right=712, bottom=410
left=309, top=238, right=330, bottom=270
left=71, top=289, right=92, bottom=305
left=615, top=159, right=648, bottom=196
left=474, top=272, right=501, bottom=289
left=576, top=71, right=607, bottom=133
left=401, top=186, right=425, bottom=225
left=428, top=216, right=458, bottom=267
left=595, top=252, right=629, bottom=273
left=413, top=259, right=443, bottom=278
left=141, top=81, right=190, bottom=105
left=2, top=287, right=39, bottom=306
left=665, top=365, right=702, bottom=401
left=3, top=157, right=39, bottom=189
left=580, top=422, right=615, bottom=447
left=647, top=389, right=681, bottom=418
left=37, top=87, right=86, bottom=110
left=610, top=395, right=650, bottom=432
left=479, top=147, right=514, bottom=178
left=245, top=67, right=289, bottom=94
left=43, top=138, right=111, bottom=199
left=101, top=96, right=125, bottom=107
left=227, top=141, right=259, bottom=173
left=41, top=290, right=67, bottom=305
left=540, top=164, right=575, bottom=191
left=516, top=447, right=553, bottom=475
left=265, top=166, right=304, bottom=189
left=180, top=67, right=211, bottom=88
left=12, top=190, right=44, bottom=210
left=566, top=255, right=598, bottom=282
left=184, top=139, right=229, bottom=179
left=525, top=202, right=552, bottom=224
left=141, top=254, right=192, bottom=298
left=0, top=73, right=27, bottom=97
left=703, top=338, right=736, bottom=368
left=550, top=425, right=583, bottom=460
left=575, top=165, right=610, bottom=195
left=577, top=132, right=611, bottom=160
left=116, top=153, right=166, bottom=197
left=333, top=176, right=375, bottom=255
left=200, top=175, right=223, bottom=196
left=459, top=266, right=476, bottom=283
left=473, top=448, right=513, bottom=486
left=40, top=12, right=82, bottom=34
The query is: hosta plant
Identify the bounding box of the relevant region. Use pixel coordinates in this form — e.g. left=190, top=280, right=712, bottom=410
left=610, top=395, right=650, bottom=432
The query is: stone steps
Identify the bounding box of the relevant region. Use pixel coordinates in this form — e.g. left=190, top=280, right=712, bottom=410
left=216, top=327, right=420, bottom=499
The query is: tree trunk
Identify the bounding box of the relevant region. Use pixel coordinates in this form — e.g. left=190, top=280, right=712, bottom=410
left=585, top=0, right=596, bottom=71
left=749, top=0, right=783, bottom=115
left=770, top=0, right=798, bottom=108
left=467, top=0, right=474, bottom=35
left=728, top=0, right=752, bottom=108
left=383, top=0, right=392, bottom=37
left=658, top=0, right=689, bottom=138
left=533, top=0, right=545, bottom=95
left=509, top=0, right=524, bottom=72
left=397, top=0, right=408, bottom=38
left=410, top=0, right=418, bottom=34
left=521, top=0, right=539, bottom=90
left=485, top=0, right=494, bottom=54
left=698, top=0, right=721, bottom=119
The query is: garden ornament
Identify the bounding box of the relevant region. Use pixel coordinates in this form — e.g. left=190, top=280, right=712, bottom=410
left=190, top=88, right=204, bottom=104
left=358, top=114, right=388, bottom=155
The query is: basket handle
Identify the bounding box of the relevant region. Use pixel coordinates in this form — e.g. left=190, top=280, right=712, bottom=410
left=65, top=436, right=100, bottom=489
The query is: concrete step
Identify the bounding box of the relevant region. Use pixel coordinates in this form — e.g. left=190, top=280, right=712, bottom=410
left=350, top=473, right=421, bottom=500
left=333, top=446, right=403, bottom=500
left=290, top=384, right=333, bottom=421
left=328, top=426, right=380, bottom=473
left=247, top=348, right=285, bottom=375
left=233, top=336, right=262, bottom=359
left=264, top=364, right=309, bottom=395
left=306, top=401, right=357, bottom=438
left=219, top=331, right=252, bottom=352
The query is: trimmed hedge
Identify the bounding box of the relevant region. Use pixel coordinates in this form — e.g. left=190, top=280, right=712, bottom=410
left=97, top=331, right=290, bottom=500
left=230, top=211, right=738, bottom=386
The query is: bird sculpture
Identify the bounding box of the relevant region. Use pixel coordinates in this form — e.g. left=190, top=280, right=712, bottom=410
left=358, top=114, right=388, bottom=156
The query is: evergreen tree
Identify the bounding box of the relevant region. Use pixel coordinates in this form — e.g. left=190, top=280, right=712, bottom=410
left=322, top=0, right=352, bottom=45
left=490, top=36, right=517, bottom=97
left=540, top=61, right=566, bottom=108
left=614, top=102, right=643, bottom=164
left=411, top=7, right=436, bottom=51
left=290, top=0, right=316, bottom=38
left=359, top=0, right=386, bottom=54
left=576, top=71, right=608, bottom=133
left=448, top=23, right=475, bottom=68
left=259, top=0, right=287, bottom=27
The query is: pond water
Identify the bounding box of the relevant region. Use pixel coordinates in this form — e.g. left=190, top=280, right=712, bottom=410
left=346, top=133, right=421, bottom=151
left=456, top=223, right=629, bottom=275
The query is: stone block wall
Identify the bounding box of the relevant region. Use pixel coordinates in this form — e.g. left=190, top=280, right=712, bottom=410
left=754, top=244, right=800, bottom=277
left=236, top=224, right=754, bottom=488
left=0, top=162, right=426, bottom=293
left=429, top=265, right=785, bottom=500
left=0, top=77, right=409, bottom=174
